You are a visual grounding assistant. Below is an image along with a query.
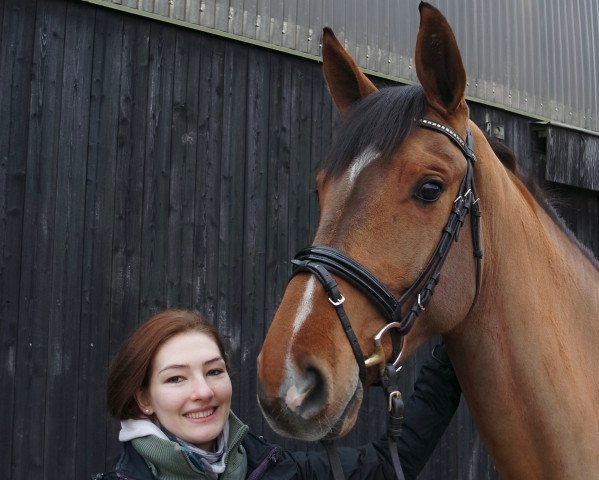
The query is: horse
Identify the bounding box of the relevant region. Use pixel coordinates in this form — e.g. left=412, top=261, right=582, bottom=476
left=256, top=2, right=599, bottom=478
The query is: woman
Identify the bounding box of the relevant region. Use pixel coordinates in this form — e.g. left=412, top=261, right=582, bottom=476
left=93, top=309, right=461, bottom=479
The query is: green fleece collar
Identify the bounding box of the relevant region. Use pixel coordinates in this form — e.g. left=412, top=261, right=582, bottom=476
left=132, top=412, right=249, bottom=480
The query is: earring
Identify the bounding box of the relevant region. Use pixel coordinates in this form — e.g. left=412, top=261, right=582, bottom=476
left=144, top=408, right=151, bottom=414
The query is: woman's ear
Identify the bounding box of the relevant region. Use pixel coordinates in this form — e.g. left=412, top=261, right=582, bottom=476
left=135, top=389, right=153, bottom=416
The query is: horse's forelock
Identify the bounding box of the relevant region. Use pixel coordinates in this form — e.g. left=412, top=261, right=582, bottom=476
left=323, top=85, right=427, bottom=179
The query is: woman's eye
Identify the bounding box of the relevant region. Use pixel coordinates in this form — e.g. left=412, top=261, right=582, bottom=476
left=207, top=368, right=225, bottom=377
left=166, top=376, right=184, bottom=384
left=416, top=181, right=442, bottom=202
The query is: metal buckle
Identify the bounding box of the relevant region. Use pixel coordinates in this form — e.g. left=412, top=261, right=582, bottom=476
left=328, top=295, right=345, bottom=306
left=417, top=293, right=426, bottom=311
left=388, top=390, right=402, bottom=412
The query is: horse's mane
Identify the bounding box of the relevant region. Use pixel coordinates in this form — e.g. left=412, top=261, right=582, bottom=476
left=487, top=135, right=599, bottom=269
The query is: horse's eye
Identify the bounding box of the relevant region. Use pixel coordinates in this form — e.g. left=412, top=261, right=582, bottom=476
left=416, top=181, right=442, bottom=202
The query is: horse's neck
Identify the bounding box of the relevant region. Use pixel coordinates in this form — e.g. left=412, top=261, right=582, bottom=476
left=447, top=163, right=599, bottom=479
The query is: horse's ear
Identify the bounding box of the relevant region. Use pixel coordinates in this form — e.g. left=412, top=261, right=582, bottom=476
left=322, top=27, right=378, bottom=118
left=415, top=2, right=467, bottom=115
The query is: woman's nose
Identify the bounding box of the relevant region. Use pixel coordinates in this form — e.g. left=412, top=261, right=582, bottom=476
left=190, top=376, right=214, bottom=400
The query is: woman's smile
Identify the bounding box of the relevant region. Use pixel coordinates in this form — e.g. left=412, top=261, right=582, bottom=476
left=185, top=408, right=216, bottom=420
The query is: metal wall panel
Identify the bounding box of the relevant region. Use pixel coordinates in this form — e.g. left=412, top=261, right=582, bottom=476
left=83, top=0, right=599, bottom=134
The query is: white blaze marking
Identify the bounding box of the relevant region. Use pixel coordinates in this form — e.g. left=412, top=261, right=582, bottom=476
left=282, top=277, right=317, bottom=399
left=282, top=276, right=361, bottom=420
left=348, top=146, right=380, bottom=185
left=292, top=276, right=317, bottom=335
left=281, top=145, right=377, bottom=403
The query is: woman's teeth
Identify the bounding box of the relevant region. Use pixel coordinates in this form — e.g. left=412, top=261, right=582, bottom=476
left=186, top=409, right=215, bottom=419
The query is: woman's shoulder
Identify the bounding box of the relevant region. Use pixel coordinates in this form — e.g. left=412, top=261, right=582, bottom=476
left=91, top=441, right=155, bottom=480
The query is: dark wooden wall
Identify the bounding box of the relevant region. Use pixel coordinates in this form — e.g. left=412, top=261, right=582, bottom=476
left=0, top=1, right=597, bottom=479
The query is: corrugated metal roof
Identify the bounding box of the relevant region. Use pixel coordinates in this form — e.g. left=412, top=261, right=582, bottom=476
left=83, top=0, right=599, bottom=134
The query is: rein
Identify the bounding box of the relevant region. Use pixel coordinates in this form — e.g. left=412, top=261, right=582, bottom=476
left=290, top=118, right=482, bottom=480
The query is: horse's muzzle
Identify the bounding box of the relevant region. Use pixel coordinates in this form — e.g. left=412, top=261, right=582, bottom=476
left=257, top=363, right=363, bottom=440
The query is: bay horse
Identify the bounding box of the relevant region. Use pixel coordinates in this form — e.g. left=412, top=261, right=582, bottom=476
left=257, top=2, right=599, bottom=478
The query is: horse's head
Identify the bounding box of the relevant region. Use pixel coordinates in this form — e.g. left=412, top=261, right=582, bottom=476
left=258, top=2, right=482, bottom=440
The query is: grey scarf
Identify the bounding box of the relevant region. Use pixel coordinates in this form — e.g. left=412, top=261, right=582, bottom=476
left=174, top=421, right=230, bottom=478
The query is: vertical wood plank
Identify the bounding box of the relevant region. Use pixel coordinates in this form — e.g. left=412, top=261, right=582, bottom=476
left=12, top=1, right=67, bottom=477
left=236, top=47, right=270, bottom=430
left=43, top=2, right=94, bottom=478
left=77, top=7, right=136, bottom=475
left=192, top=35, right=224, bottom=320
left=104, top=15, right=150, bottom=365
left=287, top=59, right=313, bottom=253
left=166, top=29, right=200, bottom=307
left=0, top=0, right=37, bottom=475
left=264, top=54, right=291, bottom=332
left=139, top=22, right=176, bottom=319
left=215, top=41, right=247, bottom=391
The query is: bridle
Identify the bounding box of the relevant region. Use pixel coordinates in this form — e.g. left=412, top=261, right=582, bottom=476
left=291, top=118, right=482, bottom=380
left=289, top=118, right=483, bottom=480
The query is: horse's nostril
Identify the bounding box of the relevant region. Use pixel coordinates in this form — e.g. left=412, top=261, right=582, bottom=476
left=285, top=365, right=327, bottom=419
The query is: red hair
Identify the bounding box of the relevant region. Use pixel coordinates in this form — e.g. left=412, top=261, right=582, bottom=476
left=106, top=309, right=229, bottom=420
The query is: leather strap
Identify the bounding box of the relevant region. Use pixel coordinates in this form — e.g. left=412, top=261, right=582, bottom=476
left=292, top=260, right=367, bottom=384
left=322, top=440, right=346, bottom=480
left=389, top=440, right=406, bottom=480
left=293, top=247, right=398, bottom=318
left=419, top=118, right=477, bottom=162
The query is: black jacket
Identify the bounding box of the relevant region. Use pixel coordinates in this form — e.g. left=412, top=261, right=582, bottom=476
left=93, top=344, right=460, bottom=480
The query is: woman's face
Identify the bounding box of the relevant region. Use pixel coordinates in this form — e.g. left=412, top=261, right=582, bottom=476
left=136, top=331, right=232, bottom=450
